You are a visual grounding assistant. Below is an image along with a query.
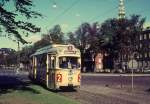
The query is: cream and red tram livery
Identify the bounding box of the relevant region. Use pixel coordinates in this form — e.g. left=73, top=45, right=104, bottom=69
left=29, top=44, right=81, bottom=89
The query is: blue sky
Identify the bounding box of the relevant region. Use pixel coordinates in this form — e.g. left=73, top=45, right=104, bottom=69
left=0, top=0, right=150, bottom=50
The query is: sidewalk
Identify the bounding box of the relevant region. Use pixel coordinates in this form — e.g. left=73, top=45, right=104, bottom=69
left=80, top=85, right=150, bottom=104
left=82, top=73, right=150, bottom=77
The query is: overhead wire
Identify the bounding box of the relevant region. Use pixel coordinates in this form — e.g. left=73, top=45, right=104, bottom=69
left=89, top=0, right=133, bottom=23
left=48, top=0, right=141, bottom=33
left=67, top=0, right=119, bottom=32
left=49, top=0, right=81, bottom=27
left=47, top=0, right=109, bottom=31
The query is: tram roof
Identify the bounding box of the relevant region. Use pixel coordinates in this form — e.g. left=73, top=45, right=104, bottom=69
left=31, top=44, right=80, bottom=57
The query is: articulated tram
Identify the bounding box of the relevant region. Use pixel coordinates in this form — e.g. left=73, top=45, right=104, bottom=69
left=29, top=44, right=81, bottom=90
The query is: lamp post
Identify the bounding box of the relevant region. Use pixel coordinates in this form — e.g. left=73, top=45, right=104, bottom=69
left=17, top=40, right=20, bottom=72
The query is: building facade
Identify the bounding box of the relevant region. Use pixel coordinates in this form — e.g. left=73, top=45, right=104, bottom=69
left=0, top=48, right=16, bottom=66
left=137, top=27, right=150, bottom=71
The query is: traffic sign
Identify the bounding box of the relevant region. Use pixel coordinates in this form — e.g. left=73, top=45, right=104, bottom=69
left=128, top=59, right=138, bottom=69
left=128, top=59, right=138, bottom=92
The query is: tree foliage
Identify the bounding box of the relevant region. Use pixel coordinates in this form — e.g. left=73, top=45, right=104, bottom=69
left=100, top=15, right=145, bottom=60
left=0, top=0, right=42, bottom=44
left=49, top=25, right=64, bottom=44
left=67, top=15, right=145, bottom=65
left=33, top=24, right=65, bottom=50
left=19, top=25, right=65, bottom=64
left=68, top=22, right=103, bottom=54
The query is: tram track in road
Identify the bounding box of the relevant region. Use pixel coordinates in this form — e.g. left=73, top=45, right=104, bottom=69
left=58, top=89, right=137, bottom=104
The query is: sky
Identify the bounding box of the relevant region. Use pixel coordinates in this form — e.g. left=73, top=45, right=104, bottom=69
left=0, top=0, right=150, bottom=50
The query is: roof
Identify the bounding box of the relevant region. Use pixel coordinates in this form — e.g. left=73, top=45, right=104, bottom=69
left=31, top=44, right=80, bottom=57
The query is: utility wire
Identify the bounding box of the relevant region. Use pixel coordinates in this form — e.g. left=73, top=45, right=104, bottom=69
left=89, top=6, right=118, bottom=22
left=89, top=0, right=133, bottom=22
left=130, top=8, right=150, bottom=15
left=49, top=0, right=81, bottom=27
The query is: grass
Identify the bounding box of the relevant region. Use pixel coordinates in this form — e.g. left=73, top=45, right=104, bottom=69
left=0, top=84, right=80, bottom=104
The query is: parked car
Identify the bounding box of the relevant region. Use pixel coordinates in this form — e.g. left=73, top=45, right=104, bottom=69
left=143, top=67, right=150, bottom=73
left=112, top=69, right=123, bottom=73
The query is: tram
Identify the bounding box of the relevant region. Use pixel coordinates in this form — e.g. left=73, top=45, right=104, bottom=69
left=29, top=44, right=81, bottom=90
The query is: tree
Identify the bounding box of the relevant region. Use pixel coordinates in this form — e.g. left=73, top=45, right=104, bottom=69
left=67, top=22, right=104, bottom=72
left=5, top=51, right=17, bottom=66
left=100, top=15, right=145, bottom=69
left=67, top=32, right=78, bottom=45
left=20, top=45, right=34, bottom=64
left=0, top=0, right=42, bottom=44
left=67, top=22, right=106, bottom=54
left=48, top=25, right=64, bottom=44
left=33, top=34, right=50, bottom=50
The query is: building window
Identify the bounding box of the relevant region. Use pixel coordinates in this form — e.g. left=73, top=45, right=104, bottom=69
left=144, top=34, right=147, bottom=39
left=136, top=45, right=138, bottom=49
left=140, top=54, right=142, bottom=58
left=149, top=33, right=150, bottom=39
left=140, top=35, right=142, bottom=40
left=139, top=62, right=142, bottom=68
left=143, top=61, right=146, bottom=67
left=145, top=53, right=147, bottom=58
left=137, top=54, right=139, bottom=59
left=140, top=43, right=142, bottom=48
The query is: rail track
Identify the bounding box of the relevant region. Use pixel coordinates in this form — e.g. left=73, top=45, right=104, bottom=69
left=58, top=89, right=137, bottom=104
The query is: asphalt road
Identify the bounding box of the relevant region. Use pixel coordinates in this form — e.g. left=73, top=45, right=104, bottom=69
left=0, top=69, right=30, bottom=90
left=60, top=73, right=150, bottom=104
left=82, top=73, right=150, bottom=91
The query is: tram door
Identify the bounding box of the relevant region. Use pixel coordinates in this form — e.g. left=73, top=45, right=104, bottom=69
left=48, top=55, right=56, bottom=89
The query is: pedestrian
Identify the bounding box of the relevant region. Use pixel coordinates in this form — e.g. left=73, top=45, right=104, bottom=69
left=16, top=66, right=20, bottom=74
left=19, top=62, right=24, bottom=71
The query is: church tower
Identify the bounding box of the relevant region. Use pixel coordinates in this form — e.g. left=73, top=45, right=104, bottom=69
left=118, top=0, right=125, bottom=19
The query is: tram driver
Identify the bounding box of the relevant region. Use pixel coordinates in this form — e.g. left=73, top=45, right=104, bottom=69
left=60, top=57, right=68, bottom=68
left=60, top=57, right=80, bottom=69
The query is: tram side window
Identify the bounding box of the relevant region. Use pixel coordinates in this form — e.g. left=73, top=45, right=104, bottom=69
left=37, top=54, right=47, bottom=68
left=49, top=56, right=56, bottom=69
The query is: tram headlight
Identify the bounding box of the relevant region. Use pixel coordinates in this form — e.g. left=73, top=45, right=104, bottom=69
left=56, top=74, right=62, bottom=82
left=68, top=77, right=73, bottom=81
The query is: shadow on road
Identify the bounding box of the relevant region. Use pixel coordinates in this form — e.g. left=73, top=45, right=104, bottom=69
left=0, top=74, right=40, bottom=96
left=54, top=87, right=77, bottom=93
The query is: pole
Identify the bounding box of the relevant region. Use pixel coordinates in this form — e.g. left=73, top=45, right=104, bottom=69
left=17, top=41, right=20, bottom=67
left=132, top=68, right=134, bottom=91
left=131, top=57, right=134, bottom=92
left=18, top=41, right=20, bottom=51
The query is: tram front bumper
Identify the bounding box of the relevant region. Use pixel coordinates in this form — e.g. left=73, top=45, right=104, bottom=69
left=55, top=83, right=80, bottom=89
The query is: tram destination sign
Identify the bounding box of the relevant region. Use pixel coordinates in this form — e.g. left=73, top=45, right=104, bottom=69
left=64, top=45, right=76, bottom=54
left=64, top=50, right=76, bottom=54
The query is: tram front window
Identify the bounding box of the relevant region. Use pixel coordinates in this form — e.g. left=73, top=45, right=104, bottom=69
left=59, top=57, right=80, bottom=69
